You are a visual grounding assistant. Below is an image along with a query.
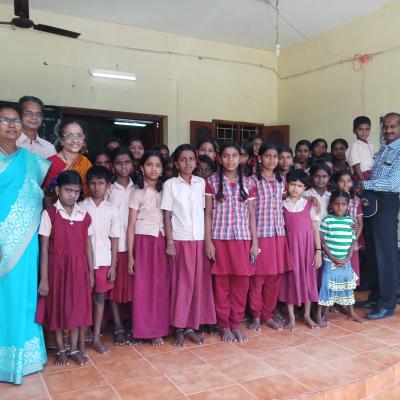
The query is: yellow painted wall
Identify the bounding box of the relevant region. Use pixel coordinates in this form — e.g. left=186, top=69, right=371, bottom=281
left=0, top=4, right=277, bottom=150
left=278, top=3, right=400, bottom=149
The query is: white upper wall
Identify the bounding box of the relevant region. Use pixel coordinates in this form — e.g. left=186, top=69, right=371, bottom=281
left=0, top=4, right=277, bottom=149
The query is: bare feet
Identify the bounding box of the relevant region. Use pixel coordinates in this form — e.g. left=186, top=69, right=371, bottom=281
left=114, top=330, right=128, bottom=346
left=265, top=317, right=284, bottom=331
left=316, top=314, right=329, bottom=328
left=284, top=318, right=296, bottom=331
left=174, top=329, right=185, bottom=347
left=92, top=339, right=109, bottom=354
left=152, top=337, right=164, bottom=346
left=185, top=329, right=204, bottom=345
left=55, top=349, right=69, bottom=366
left=248, top=317, right=261, bottom=332
left=232, top=328, right=248, bottom=343
left=348, top=309, right=365, bottom=323
left=130, top=338, right=143, bottom=346
left=220, top=328, right=235, bottom=342
left=69, top=350, right=88, bottom=366
left=304, top=315, right=318, bottom=329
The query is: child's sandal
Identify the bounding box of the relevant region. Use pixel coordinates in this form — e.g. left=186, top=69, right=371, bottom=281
left=69, top=350, right=86, bottom=365
left=114, top=329, right=127, bottom=346
left=55, top=349, right=69, bottom=366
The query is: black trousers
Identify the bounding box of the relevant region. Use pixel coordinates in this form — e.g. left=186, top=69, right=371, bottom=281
left=367, top=192, right=400, bottom=310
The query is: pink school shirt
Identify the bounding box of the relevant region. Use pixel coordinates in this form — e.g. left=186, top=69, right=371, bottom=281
left=129, top=183, right=165, bottom=237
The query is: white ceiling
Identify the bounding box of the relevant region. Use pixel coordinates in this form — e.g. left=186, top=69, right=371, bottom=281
left=0, top=0, right=395, bottom=49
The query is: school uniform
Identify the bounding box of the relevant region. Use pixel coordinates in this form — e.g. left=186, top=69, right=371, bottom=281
left=80, top=198, right=120, bottom=294
left=36, top=201, right=93, bottom=330
left=206, top=174, right=255, bottom=330
left=346, top=139, right=375, bottom=180
left=279, top=198, right=320, bottom=305
left=303, top=188, right=331, bottom=221
left=161, top=175, right=216, bottom=330
left=130, top=184, right=171, bottom=339
left=249, top=175, right=292, bottom=320
left=107, top=180, right=135, bottom=303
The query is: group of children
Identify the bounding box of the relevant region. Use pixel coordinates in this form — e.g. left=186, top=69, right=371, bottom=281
left=35, top=115, right=375, bottom=366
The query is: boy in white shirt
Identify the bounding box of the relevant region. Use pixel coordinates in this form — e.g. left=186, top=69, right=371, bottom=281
left=346, top=116, right=375, bottom=182
left=80, top=166, right=120, bottom=354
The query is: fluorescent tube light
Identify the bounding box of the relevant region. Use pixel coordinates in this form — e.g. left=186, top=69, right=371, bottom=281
left=114, top=121, right=146, bottom=127
left=89, top=69, right=136, bottom=81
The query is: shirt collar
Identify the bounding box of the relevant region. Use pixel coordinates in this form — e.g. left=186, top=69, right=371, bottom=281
left=113, top=179, right=134, bottom=190
left=20, top=131, right=46, bottom=146
left=388, top=137, right=400, bottom=150
left=177, top=174, right=202, bottom=184
left=55, top=199, right=85, bottom=217
left=88, top=197, right=111, bottom=208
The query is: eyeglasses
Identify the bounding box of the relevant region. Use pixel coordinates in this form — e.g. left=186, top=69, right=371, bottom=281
left=62, top=133, right=85, bottom=141
left=0, top=117, right=22, bottom=126
left=22, top=111, right=44, bottom=118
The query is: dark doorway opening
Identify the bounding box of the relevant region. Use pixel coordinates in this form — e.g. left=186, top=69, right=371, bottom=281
left=61, top=107, right=165, bottom=152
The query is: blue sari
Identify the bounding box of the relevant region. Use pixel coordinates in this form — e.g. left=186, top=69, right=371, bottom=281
left=0, top=148, right=50, bottom=384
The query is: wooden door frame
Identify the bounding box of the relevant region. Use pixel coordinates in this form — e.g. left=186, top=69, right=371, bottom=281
left=60, top=106, right=164, bottom=145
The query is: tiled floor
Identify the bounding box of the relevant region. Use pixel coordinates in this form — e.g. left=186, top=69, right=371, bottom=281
left=2, top=299, right=400, bottom=399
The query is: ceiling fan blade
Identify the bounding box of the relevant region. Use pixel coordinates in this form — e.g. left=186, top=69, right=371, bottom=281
left=33, top=24, right=81, bottom=38
left=14, top=0, right=29, bottom=19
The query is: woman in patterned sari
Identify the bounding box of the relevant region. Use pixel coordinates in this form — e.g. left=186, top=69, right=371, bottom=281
left=0, top=106, right=49, bottom=384
left=43, top=119, right=92, bottom=202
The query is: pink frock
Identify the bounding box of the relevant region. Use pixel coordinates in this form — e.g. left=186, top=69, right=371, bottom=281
left=36, top=206, right=92, bottom=330
left=279, top=201, right=319, bottom=306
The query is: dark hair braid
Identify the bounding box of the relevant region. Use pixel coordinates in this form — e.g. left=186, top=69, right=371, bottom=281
left=237, top=165, right=248, bottom=202
left=215, top=165, right=225, bottom=203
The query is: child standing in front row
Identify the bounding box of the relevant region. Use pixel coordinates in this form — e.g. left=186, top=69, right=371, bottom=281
left=80, top=166, right=120, bottom=354
left=333, top=171, right=363, bottom=284
left=161, top=144, right=216, bottom=347
left=107, top=147, right=135, bottom=346
left=279, top=170, right=322, bottom=330
left=317, top=191, right=364, bottom=326
left=37, top=171, right=94, bottom=366
left=127, top=150, right=171, bottom=346
left=205, top=142, right=259, bottom=343
left=248, top=144, right=292, bottom=332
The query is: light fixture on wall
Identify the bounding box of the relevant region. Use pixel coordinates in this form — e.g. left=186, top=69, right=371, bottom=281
left=89, top=69, right=137, bottom=81
left=114, top=119, right=147, bottom=127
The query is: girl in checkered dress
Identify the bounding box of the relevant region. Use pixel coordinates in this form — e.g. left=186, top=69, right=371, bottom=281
left=248, top=144, right=292, bottom=332
left=205, top=142, right=259, bottom=343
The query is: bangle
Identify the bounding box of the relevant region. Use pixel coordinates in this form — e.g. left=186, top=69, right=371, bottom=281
left=167, top=240, right=174, bottom=245
left=315, top=248, right=322, bottom=251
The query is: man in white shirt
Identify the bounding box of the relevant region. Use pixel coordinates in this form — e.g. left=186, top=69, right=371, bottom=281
left=16, top=96, right=56, bottom=159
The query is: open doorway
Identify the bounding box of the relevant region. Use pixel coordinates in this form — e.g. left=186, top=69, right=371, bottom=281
left=60, top=107, right=165, bottom=152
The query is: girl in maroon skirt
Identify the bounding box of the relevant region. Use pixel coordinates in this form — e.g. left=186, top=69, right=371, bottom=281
left=162, top=144, right=216, bottom=347
left=127, top=150, right=171, bottom=346
left=107, top=147, right=135, bottom=345
left=37, top=171, right=94, bottom=366
left=205, top=142, right=259, bottom=343
left=248, top=144, right=292, bottom=332
left=279, top=170, right=322, bottom=330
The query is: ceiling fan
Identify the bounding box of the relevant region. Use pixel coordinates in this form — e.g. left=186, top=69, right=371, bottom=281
left=0, top=0, right=81, bottom=38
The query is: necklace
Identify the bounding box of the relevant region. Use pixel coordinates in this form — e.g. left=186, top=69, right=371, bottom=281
left=61, top=150, right=76, bottom=164
left=0, top=144, right=17, bottom=156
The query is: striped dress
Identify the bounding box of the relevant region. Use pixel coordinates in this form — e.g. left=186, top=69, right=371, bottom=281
left=318, top=214, right=357, bottom=306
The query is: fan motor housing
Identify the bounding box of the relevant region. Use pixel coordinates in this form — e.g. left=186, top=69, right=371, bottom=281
left=11, top=17, right=34, bottom=28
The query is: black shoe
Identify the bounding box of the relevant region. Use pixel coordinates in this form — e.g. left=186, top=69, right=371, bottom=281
left=366, top=308, right=394, bottom=320
left=355, top=300, right=378, bottom=309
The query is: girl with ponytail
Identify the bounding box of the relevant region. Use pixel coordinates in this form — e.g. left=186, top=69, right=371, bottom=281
left=205, top=142, right=259, bottom=343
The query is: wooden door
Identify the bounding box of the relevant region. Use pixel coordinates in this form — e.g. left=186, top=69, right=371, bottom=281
left=261, top=125, right=290, bottom=146
left=190, top=121, right=216, bottom=145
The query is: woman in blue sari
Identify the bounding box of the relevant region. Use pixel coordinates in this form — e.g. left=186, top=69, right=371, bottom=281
left=0, top=106, right=49, bottom=384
